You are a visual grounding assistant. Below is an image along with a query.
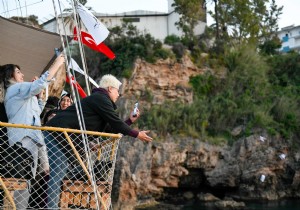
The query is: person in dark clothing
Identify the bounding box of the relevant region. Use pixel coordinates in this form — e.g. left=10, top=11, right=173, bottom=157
left=57, top=92, right=73, bottom=110
left=44, top=74, right=152, bottom=209
left=0, top=102, right=8, bottom=207
left=0, top=103, right=8, bottom=144
left=43, top=108, right=58, bottom=125
left=29, top=93, right=70, bottom=209
left=0, top=70, right=9, bottom=143
left=40, top=96, right=59, bottom=125
left=0, top=71, right=9, bottom=206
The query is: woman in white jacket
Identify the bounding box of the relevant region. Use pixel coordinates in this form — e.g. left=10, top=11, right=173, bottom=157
left=0, top=54, right=64, bottom=209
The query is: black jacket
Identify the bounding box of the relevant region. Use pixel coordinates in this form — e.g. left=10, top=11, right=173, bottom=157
left=46, top=89, right=138, bottom=157
left=0, top=103, right=8, bottom=123
left=46, top=88, right=137, bottom=137
left=0, top=103, right=9, bottom=151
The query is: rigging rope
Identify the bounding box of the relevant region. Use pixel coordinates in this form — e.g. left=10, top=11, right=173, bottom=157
left=13, top=0, right=20, bottom=18
left=1, top=0, right=42, bottom=21
left=24, top=0, right=28, bottom=24
left=69, top=0, right=91, bottom=95
left=51, top=0, right=102, bottom=208
left=1, top=0, right=9, bottom=16
left=51, top=0, right=90, bottom=171
left=68, top=0, right=101, bottom=208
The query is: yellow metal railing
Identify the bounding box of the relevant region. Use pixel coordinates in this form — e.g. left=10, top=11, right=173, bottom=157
left=0, top=122, right=122, bottom=210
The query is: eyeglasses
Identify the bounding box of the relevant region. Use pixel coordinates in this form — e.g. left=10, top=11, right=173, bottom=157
left=110, top=87, right=120, bottom=94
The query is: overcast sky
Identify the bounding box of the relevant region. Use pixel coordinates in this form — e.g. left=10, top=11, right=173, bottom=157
left=0, top=0, right=299, bottom=29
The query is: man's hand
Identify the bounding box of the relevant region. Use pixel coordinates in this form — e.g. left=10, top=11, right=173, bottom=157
left=137, top=130, right=152, bottom=142
left=130, top=109, right=140, bottom=123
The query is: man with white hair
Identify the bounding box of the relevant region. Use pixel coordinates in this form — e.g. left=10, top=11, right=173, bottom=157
left=44, top=74, right=152, bottom=209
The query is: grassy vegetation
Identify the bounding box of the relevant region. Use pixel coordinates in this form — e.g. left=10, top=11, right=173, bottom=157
left=137, top=45, right=300, bottom=145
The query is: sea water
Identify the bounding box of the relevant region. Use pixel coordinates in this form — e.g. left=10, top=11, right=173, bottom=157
left=182, top=199, right=300, bottom=210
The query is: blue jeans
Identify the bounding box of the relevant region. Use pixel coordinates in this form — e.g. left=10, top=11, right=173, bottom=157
left=44, top=131, right=68, bottom=209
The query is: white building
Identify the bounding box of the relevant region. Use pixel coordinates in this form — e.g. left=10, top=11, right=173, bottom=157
left=277, top=25, right=300, bottom=53
left=42, top=0, right=206, bottom=41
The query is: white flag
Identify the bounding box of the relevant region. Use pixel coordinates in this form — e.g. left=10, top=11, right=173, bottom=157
left=77, top=3, right=109, bottom=45
left=68, top=58, right=99, bottom=88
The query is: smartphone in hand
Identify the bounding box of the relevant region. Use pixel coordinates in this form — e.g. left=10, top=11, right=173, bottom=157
left=133, top=102, right=139, bottom=117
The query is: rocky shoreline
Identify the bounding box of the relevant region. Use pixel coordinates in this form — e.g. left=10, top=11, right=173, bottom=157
left=111, top=134, right=300, bottom=210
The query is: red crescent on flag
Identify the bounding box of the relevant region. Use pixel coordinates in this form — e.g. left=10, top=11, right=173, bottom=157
left=73, top=27, right=115, bottom=60
left=84, top=36, right=96, bottom=45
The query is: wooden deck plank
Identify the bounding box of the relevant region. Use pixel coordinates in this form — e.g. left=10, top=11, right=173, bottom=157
left=0, top=178, right=27, bottom=191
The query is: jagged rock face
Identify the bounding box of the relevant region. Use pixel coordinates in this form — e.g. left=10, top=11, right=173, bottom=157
left=112, top=137, right=224, bottom=209
left=111, top=58, right=300, bottom=209
left=113, top=135, right=300, bottom=209
left=112, top=138, right=154, bottom=210
left=123, top=56, right=205, bottom=104
left=206, top=134, right=299, bottom=201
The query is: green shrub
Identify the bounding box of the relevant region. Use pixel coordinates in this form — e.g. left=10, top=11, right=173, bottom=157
left=154, top=48, right=172, bottom=60
left=164, top=35, right=181, bottom=45
left=122, top=68, right=132, bottom=79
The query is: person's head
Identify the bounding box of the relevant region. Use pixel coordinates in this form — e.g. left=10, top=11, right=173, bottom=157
left=98, top=74, right=122, bottom=102
left=58, top=92, right=73, bottom=110
left=46, top=96, right=60, bottom=109
left=0, top=64, right=23, bottom=89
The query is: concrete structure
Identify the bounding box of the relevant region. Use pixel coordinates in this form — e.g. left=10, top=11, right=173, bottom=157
left=42, top=0, right=206, bottom=41
left=277, top=25, right=300, bottom=53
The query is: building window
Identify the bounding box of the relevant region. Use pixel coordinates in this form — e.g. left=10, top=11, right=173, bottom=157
left=122, top=18, right=140, bottom=22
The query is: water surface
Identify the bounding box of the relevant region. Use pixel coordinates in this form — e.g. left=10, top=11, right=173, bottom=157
left=182, top=200, right=300, bottom=210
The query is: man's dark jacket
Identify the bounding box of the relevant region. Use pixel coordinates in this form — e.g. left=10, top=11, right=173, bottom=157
left=47, top=89, right=137, bottom=135
left=46, top=88, right=138, bottom=155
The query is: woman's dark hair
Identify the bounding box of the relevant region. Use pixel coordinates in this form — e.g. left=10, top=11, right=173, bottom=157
left=0, top=64, right=20, bottom=89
